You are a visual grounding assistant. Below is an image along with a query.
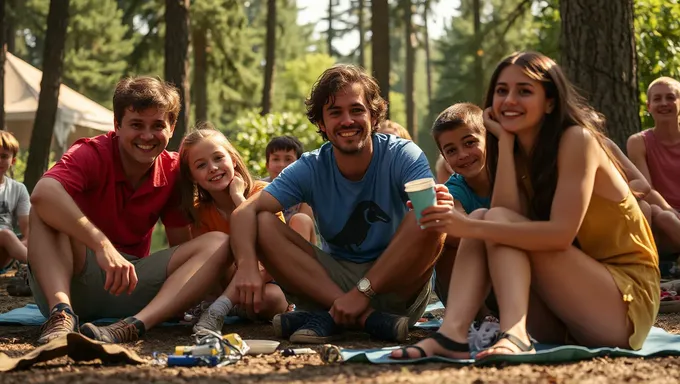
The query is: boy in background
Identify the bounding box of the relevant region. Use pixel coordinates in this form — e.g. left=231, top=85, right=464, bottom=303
left=263, top=136, right=316, bottom=244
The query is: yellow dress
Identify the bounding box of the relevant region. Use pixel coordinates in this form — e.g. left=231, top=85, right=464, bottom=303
left=575, top=192, right=660, bottom=350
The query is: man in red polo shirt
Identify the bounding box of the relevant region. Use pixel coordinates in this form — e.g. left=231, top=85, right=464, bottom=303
left=27, top=77, right=231, bottom=344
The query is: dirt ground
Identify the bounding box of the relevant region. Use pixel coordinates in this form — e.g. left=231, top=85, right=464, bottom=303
left=2, top=272, right=680, bottom=383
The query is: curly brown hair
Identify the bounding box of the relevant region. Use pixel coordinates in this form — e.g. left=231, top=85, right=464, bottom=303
left=305, top=64, right=388, bottom=140
left=113, top=76, right=181, bottom=127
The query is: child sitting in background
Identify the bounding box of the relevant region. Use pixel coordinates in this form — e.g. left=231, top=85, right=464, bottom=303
left=0, top=131, right=30, bottom=282
left=263, top=136, right=316, bottom=244
left=377, top=119, right=412, bottom=140
left=430, top=102, right=492, bottom=311
left=178, top=125, right=289, bottom=334
left=627, top=77, right=680, bottom=256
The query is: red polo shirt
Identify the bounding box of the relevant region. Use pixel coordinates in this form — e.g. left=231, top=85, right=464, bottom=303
left=43, top=131, right=189, bottom=257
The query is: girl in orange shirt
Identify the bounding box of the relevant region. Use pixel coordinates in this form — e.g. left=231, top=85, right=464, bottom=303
left=178, top=124, right=288, bottom=334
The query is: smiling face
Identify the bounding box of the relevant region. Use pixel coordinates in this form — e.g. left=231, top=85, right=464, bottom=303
left=266, top=149, right=298, bottom=180
left=115, top=107, right=174, bottom=168
left=647, top=83, right=680, bottom=124
left=438, top=126, right=486, bottom=179
left=187, top=138, right=235, bottom=194
left=319, top=83, right=375, bottom=155
left=492, top=64, right=554, bottom=135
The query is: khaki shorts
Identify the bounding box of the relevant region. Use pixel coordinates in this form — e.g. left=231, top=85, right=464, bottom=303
left=28, top=247, right=178, bottom=322
left=284, top=247, right=432, bottom=326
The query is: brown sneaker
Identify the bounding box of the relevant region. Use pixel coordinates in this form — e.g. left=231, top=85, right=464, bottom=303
left=37, top=307, right=79, bottom=344
left=80, top=317, right=144, bottom=343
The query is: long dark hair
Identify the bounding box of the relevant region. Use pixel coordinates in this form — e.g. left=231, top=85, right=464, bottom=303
left=484, top=52, right=623, bottom=220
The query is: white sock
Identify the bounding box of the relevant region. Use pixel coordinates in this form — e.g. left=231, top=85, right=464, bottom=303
left=209, top=296, right=234, bottom=317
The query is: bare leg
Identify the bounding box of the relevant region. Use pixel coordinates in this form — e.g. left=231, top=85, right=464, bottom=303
left=134, top=232, right=231, bottom=328
left=392, top=209, right=489, bottom=359
left=288, top=213, right=316, bottom=244
left=257, top=211, right=345, bottom=308
left=479, top=207, right=631, bottom=357
left=26, top=209, right=87, bottom=309
left=638, top=200, right=652, bottom=226
left=0, top=229, right=27, bottom=264
left=651, top=205, right=680, bottom=250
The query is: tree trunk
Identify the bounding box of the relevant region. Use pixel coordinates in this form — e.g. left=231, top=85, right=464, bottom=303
left=472, top=0, right=483, bottom=105
left=165, top=0, right=190, bottom=151
left=192, top=26, right=207, bottom=123
left=5, top=0, right=14, bottom=54
left=24, top=0, right=71, bottom=193
left=423, top=0, right=432, bottom=109
left=358, top=0, right=365, bottom=68
left=327, top=0, right=334, bottom=56
left=261, top=0, right=276, bottom=116
left=403, top=0, right=416, bottom=140
left=1, top=0, right=6, bottom=130
left=560, top=0, right=640, bottom=149
left=371, top=0, right=390, bottom=117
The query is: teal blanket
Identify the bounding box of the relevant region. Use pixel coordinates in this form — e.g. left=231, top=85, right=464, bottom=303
left=340, top=327, right=680, bottom=365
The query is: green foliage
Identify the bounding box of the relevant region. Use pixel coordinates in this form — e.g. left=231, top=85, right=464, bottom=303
left=64, top=0, right=135, bottom=107
left=13, top=0, right=135, bottom=107
left=635, top=0, right=680, bottom=129
left=11, top=151, right=56, bottom=183
left=150, top=221, right=168, bottom=254
left=274, top=53, right=336, bottom=113
left=227, top=111, right=325, bottom=177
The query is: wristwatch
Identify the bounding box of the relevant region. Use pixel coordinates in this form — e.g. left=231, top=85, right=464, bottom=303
left=357, top=277, right=376, bottom=298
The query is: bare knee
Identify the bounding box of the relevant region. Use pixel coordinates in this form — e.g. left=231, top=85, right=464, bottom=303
left=469, top=208, right=488, bottom=220
left=192, top=231, right=230, bottom=260
left=637, top=200, right=652, bottom=223
left=257, top=211, right=282, bottom=232
left=484, top=207, right=515, bottom=222
left=0, top=229, right=14, bottom=245
left=288, top=213, right=313, bottom=232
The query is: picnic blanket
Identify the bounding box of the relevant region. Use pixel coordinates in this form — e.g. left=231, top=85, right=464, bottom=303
left=0, top=304, right=242, bottom=326
left=338, top=326, right=680, bottom=365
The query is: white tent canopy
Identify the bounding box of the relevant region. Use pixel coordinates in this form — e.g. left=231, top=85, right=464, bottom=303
left=4, top=52, right=113, bottom=150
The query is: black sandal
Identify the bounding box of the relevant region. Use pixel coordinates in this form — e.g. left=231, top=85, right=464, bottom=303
left=392, top=332, right=469, bottom=359
left=487, top=332, right=534, bottom=353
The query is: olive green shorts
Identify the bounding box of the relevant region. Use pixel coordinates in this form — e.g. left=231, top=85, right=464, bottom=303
left=28, top=246, right=178, bottom=322
left=283, top=247, right=432, bottom=326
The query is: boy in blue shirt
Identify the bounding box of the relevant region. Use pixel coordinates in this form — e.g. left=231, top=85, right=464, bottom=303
left=230, top=64, right=453, bottom=344
left=430, top=103, right=491, bottom=302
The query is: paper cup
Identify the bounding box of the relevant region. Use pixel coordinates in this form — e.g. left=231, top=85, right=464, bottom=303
left=404, top=178, right=436, bottom=223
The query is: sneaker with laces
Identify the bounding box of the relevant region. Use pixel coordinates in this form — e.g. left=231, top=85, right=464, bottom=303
left=272, top=310, right=316, bottom=339
left=363, top=311, right=409, bottom=342
left=289, top=311, right=339, bottom=344
left=37, top=306, right=79, bottom=344
left=80, top=317, right=144, bottom=343
left=193, top=306, right=226, bottom=334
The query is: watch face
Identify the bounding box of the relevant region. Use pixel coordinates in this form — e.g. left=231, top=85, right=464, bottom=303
left=358, top=279, right=369, bottom=291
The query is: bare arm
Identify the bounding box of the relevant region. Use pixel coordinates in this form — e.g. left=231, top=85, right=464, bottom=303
left=18, top=215, right=28, bottom=246
left=605, top=137, right=651, bottom=197
left=464, top=126, right=598, bottom=251
left=231, top=191, right=284, bottom=268
left=627, top=134, right=653, bottom=185
left=626, top=134, right=676, bottom=210
left=490, top=135, right=522, bottom=212
left=165, top=225, right=191, bottom=246
left=31, top=178, right=110, bottom=251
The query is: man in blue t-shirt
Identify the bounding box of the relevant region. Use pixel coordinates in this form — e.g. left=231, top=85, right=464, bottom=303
left=230, top=64, right=452, bottom=344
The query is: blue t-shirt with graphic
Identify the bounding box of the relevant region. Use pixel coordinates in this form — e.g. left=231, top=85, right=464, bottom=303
left=445, top=173, right=490, bottom=214
left=265, top=133, right=432, bottom=263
